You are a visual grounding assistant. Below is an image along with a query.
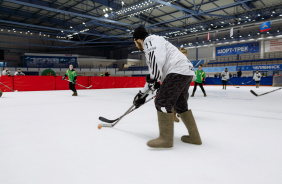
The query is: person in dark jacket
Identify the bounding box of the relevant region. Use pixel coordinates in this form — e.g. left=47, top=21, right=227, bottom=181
left=105, top=71, right=110, bottom=76
left=237, top=68, right=242, bottom=77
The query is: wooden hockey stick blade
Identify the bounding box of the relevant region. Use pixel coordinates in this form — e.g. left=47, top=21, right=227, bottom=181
left=99, top=116, right=119, bottom=123
left=250, top=90, right=258, bottom=96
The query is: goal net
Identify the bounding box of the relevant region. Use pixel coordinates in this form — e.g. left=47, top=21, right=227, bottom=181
left=273, top=75, right=282, bottom=87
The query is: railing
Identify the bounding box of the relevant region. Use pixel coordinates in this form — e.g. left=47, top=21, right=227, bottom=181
left=25, top=63, right=117, bottom=69
left=1, top=66, right=150, bottom=76
left=216, top=52, right=282, bottom=62
left=206, top=58, right=282, bottom=67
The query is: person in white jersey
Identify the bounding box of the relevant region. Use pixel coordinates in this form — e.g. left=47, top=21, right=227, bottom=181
left=253, top=70, right=262, bottom=88
left=132, top=25, right=202, bottom=148
left=221, top=68, right=229, bottom=90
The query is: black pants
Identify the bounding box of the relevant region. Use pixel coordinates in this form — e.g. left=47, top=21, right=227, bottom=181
left=69, top=82, right=76, bottom=92
left=155, top=73, right=193, bottom=114
left=193, top=82, right=205, bottom=93
left=255, top=81, right=260, bottom=84
left=222, top=80, right=227, bottom=87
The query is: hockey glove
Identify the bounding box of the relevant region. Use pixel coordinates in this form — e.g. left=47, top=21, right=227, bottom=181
left=145, top=74, right=156, bottom=83
left=133, top=91, right=149, bottom=108
left=252, top=79, right=254, bottom=81
left=62, top=76, right=66, bottom=80
left=258, top=76, right=261, bottom=78
left=222, top=74, right=225, bottom=77
left=148, top=81, right=160, bottom=91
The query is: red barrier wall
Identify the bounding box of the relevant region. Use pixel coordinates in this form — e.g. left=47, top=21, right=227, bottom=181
left=0, top=76, right=14, bottom=92
left=0, top=76, right=194, bottom=92
left=13, top=76, right=56, bottom=91
left=55, top=76, right=69, bottom=90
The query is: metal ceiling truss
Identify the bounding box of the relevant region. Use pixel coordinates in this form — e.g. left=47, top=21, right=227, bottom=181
left=158, top=5, right=282, bottom=37
left=0, top=0, right=281, bottom=50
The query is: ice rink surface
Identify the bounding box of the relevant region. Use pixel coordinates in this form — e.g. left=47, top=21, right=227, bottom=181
left=0, top=86, right=282, bottom=184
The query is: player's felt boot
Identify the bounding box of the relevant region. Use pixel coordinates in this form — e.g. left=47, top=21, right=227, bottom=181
left=147, top=111, right=174, bottom=148
left=172, top=109, right=179, bottom=122
left=191, top=92, right=195, bottom=97
left=179, top=110, right=202, bottom=145
left=0, top=89, right=2, bottom=97
left=72, top=91, right=78, bottom=96
left=203, top=92, right=207, bottom=97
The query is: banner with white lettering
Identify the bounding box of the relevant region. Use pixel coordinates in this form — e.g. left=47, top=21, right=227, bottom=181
left=216, top=42, right=259, bottom=56
left=238, top=64, right=281, bottom=71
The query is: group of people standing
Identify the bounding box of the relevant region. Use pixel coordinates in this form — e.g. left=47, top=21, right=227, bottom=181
left=1, top=68, right=25, bottom=76
left=221, top=68, right=262, bottom=89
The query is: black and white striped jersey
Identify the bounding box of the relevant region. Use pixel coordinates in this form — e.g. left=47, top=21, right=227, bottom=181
left=143, top=35, right=195, bottom=82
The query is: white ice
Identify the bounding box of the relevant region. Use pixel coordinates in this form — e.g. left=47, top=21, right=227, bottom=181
left=0, top=86, right=282, bottom=184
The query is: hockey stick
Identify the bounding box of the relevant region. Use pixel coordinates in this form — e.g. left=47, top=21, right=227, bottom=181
left=222, top=76, right=240, bottom=88
left=99, top=95, right=156, bottom=128
left=98, top=89, right=154, bottom=127
left=227, top=80, right=240, bottom=88
left=242, top=80, right=253, bottom=85
left=0, top=82, right=18, bottom=92
left=250, top=88, right=282, bottom=97
left=64, top=79, right=92, bottom=89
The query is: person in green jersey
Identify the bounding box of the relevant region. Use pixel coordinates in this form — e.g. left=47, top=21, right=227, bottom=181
left=191, top=64, right=206, bottom=97
left=62, top=64, right=78, bottom=96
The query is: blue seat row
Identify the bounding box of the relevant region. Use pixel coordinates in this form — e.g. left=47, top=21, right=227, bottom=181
left=127, top=66, right=149, bottom=71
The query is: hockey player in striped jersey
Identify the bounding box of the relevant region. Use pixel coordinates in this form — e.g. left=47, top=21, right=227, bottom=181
left=132, top=25, right=202, bottom=148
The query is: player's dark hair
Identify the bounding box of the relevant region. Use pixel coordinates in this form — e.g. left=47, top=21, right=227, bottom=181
left=199, top=64, right=203, bottom=67
left=133, top=25, right=149, bottom=41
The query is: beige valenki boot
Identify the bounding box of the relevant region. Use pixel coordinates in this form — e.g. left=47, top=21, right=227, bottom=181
left=179, top=110, right=202, bottom=145
left=147, top=111, right=174, bottom=148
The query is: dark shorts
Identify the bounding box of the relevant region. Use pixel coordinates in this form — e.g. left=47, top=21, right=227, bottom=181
left=69, top=82, right=76, bottom=92
left=155, top=73, right=193, bottom=114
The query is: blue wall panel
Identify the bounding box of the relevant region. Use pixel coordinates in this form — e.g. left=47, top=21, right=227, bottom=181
left=205, top=76, right=273, bottom=86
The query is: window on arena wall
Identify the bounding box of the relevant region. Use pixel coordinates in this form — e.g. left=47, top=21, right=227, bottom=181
left=0, top=62, right=6, bottom=67
left=24, top=56, right=77, bottom=68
